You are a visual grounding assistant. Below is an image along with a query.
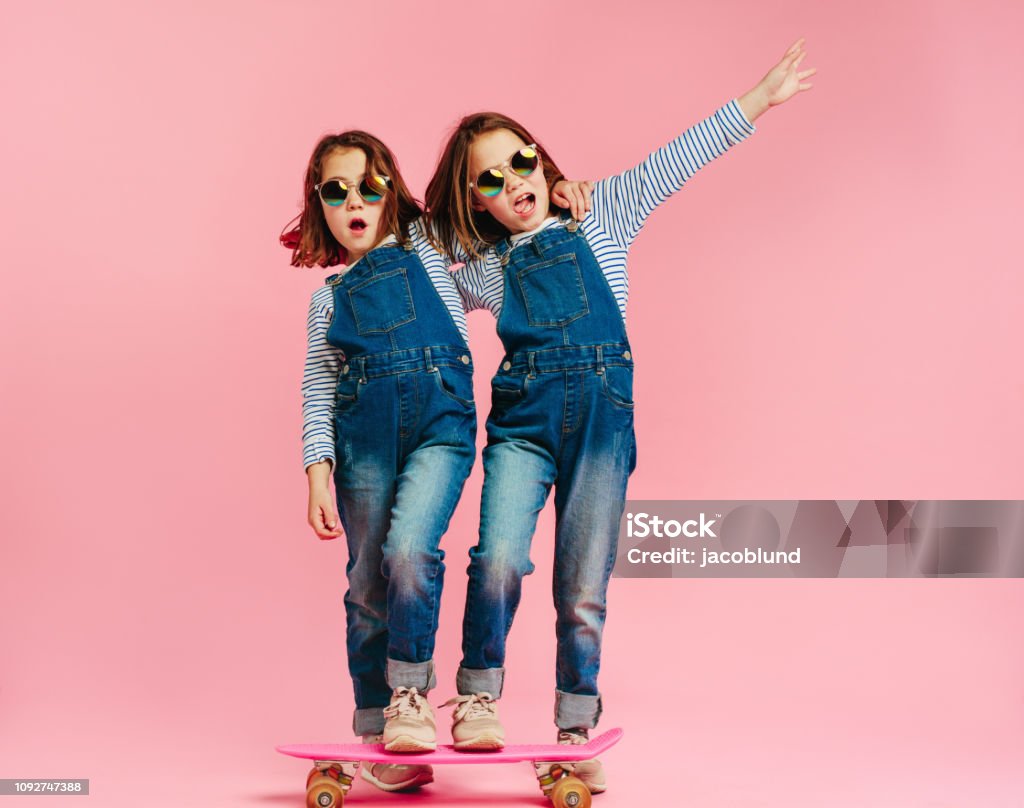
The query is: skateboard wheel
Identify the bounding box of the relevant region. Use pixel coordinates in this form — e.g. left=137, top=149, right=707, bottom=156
left=550, top=775, right=590, bottom=808
left=306, top=775, right=344, bottom=808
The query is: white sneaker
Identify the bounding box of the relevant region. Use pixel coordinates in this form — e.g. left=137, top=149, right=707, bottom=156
left=359, top=733, right=434, bottom=792
left=443, top=692, right=506, bottom=750
left=382, top=687, right=437, bottom=752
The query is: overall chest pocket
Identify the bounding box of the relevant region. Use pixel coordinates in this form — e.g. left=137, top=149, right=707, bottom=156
left=347, top=269, right=416, bottom=335
left=515, top=253, right=589, bottom=328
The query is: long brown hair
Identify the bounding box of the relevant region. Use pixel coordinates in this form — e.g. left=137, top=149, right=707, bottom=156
left=285, top=131, right=422, bottom=268
left=424, top=112, right=566, bottom=261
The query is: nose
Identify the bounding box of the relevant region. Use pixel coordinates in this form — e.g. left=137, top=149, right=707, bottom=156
left=504, top=171, right=524, bottom=194
left=345, top=189, right=364, bottom=211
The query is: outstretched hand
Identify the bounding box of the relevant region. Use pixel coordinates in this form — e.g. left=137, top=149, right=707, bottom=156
left=739, top=38, right=816, bottom=122
left=761, top=37, right=816, bottom=107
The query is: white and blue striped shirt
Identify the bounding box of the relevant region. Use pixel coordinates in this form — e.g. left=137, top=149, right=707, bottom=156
left=301, top=218, right=468, bottom=471
left=302, top=100, right=755, bottom=471
left=453, top=99, right=756, bottom=323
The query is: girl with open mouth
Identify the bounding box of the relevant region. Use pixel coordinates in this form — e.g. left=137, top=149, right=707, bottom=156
left=424, top=37, right=816, bottom=796
left=283, top=130, right=592, bottom=795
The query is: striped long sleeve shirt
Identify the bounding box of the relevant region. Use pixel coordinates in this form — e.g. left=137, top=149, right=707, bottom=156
left=301, top=99, right=755, bottom=471
left=453, top=99, right=756, bottom=323
left=301, top=218, right=468, bottom=471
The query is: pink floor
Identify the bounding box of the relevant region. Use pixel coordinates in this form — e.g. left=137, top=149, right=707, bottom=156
left=2, top=581, right=1021, bottom=807
left=4, top=5, right=1024, bottom=802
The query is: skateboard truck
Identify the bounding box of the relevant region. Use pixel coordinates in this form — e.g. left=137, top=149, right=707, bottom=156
left=305, top=761, right=357, bottom=808
left=536, top=762, right=591, bottom=808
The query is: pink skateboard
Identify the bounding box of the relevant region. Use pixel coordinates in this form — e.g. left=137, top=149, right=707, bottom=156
left=277, top=727, right=623, bottom=808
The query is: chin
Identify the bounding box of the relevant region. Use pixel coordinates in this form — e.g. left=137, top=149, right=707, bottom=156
left=522, top=210, right=547, bottom=232
left=501, top=212, right=538, bottom=235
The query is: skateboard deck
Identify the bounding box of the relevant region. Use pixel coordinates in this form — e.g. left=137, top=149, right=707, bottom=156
left=278, top=728, right=622, bottom=808
left=277, top=726, right=622, bottom=764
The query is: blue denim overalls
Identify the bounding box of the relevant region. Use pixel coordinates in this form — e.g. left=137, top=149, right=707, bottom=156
left=325, top=237, right=476, bottom=736
left=457, top=216, right=636, bottom=730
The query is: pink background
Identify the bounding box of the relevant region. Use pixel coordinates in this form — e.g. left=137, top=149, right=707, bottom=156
left=2, top=1, right=1023, bottom=805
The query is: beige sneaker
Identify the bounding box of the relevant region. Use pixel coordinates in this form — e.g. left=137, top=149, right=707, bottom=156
left=382, top=687, right=437, bottom=752
left=359, top=734, right=434, bottom=792
left=443, top=692, right=505, bottom=750
left=534, top=728, right=607, bottom=794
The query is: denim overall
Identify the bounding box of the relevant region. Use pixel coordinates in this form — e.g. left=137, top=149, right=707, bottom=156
left=325, top=239, right=476, bottom=736
left=457, top=217, right=636, bottom=730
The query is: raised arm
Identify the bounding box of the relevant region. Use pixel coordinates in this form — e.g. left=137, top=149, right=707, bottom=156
left=594, top=38, right=815, bottom=248
left=737, top=37, right=816, bottom=124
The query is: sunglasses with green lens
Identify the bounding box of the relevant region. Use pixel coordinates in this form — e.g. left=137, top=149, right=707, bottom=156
left=470, top=145, right=539, bottom=198
left=315, top=174, right=391, bottom=207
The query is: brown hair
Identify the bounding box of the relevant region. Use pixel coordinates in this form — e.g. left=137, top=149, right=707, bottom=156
left=424, top=112, right=566, bottom=261
left=285, top=131, right=422, bottom=268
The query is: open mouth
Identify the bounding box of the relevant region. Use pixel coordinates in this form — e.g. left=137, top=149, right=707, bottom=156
left=349, top=218, right=368, bottom=234
left=513, top=193, right=536, bottom=216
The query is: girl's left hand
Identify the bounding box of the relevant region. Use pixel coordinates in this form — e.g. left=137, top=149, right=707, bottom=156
left=552, top=180, right=594, bottom=221
left=759, top=38, right=817, bottom=107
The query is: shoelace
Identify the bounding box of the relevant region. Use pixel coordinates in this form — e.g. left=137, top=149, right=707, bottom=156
left=383, top=687, right=424, bottom=719
left=557, top=729, right=589, bottom=745
left=442, top=692, right=496, bottom=722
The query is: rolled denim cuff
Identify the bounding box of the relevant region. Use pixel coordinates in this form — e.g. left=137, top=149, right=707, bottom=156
left=353, top=706, right=385, bottom=736
left=386, top=657, right=436, bottom=692
left=554, top=690, right=602, bottom=730
left=456, top=665, right=505, bottom=698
